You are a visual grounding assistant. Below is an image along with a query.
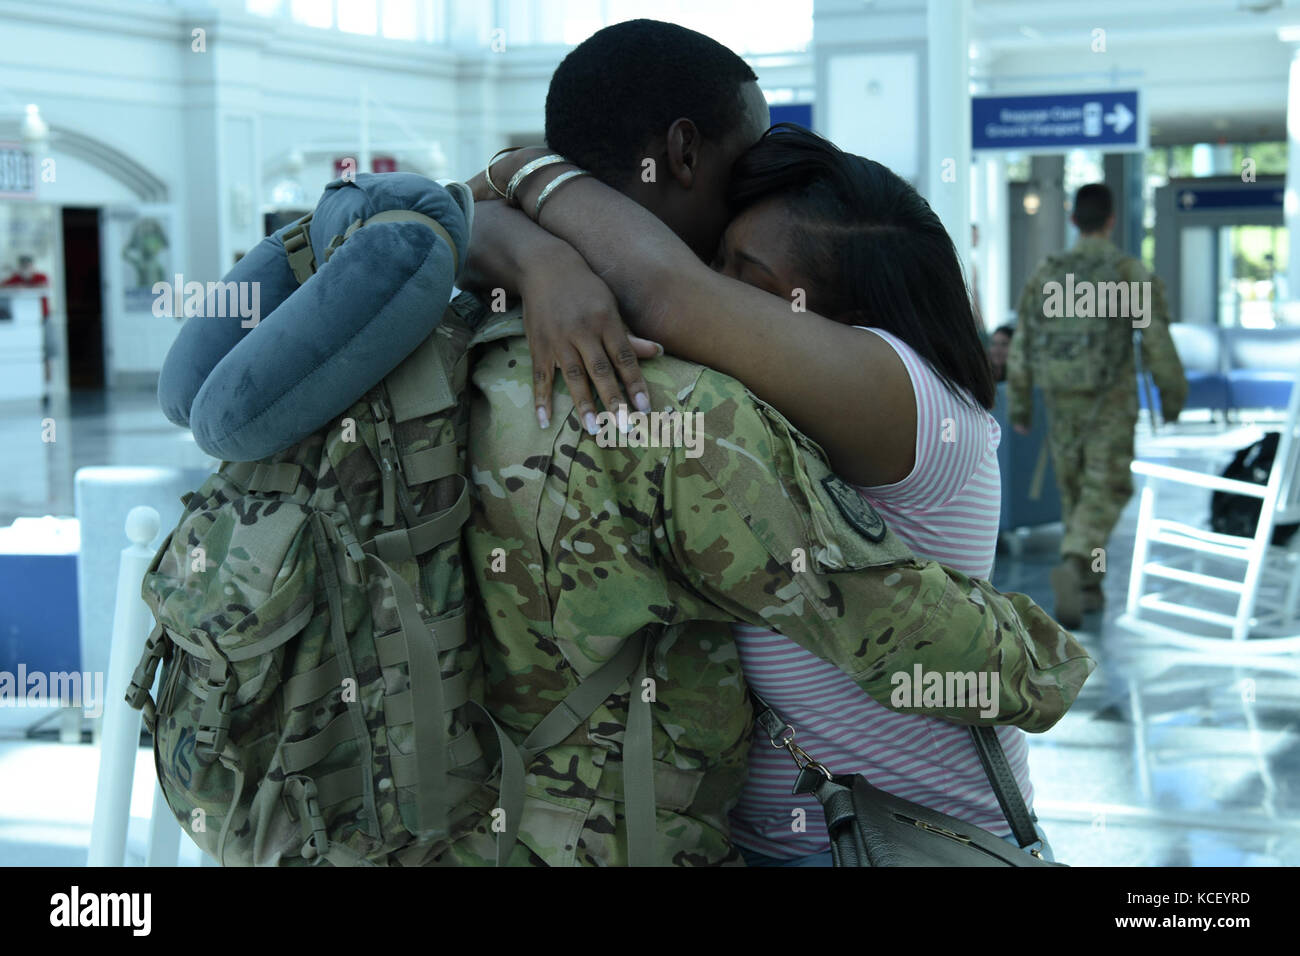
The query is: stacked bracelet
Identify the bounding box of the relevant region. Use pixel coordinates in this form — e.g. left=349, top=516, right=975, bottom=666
left=484, top=145, right=523, bottom=200
left=533, top=169, right=591, bottom=220
left=505, top=154, right=567, bottom=205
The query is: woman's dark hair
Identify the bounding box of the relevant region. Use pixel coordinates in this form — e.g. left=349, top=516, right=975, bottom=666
left=727, top=123, right=995, bottom=410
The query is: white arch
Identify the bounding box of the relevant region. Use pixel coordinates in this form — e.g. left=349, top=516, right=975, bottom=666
left=47, top=125, right=168, bottom=203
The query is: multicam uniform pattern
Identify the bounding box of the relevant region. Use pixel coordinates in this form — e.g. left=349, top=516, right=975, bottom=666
left=430, top=300, right=1096, bottom=867
left=1008, top=236, right=1187, bottom=562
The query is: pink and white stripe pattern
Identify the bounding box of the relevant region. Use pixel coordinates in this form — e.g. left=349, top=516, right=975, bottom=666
left=730, top=326, right=1031, bottom=859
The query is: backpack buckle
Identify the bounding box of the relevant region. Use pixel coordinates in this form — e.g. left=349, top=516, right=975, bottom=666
left=195, top=676, right=233, bottom=761
left=125, top=623, right=169, bottom=732
left=285, top=777, right=330, bottom=862
left=330, top=513, right=367, bottom=585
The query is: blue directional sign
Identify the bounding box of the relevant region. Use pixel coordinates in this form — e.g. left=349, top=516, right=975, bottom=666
left=769, top=103, right=813, bottom=130
left=1174, top=185, right=1283, bottom=212
left=972, top=90, right=1144, bottom=153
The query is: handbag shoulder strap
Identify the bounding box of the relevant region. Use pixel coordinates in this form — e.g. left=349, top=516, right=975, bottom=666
left=967, top=725, right=1038, bottom=849
left=749, top=689, right=1040, bottom=849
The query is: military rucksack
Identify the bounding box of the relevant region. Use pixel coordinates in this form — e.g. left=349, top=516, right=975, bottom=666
left=129, top=282, right=510, bottom=863
left=126, top=215, right=659, bottom=866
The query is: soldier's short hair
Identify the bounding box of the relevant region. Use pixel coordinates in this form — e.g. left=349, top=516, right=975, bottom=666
left=1073, top=184, right=1114, bottom=233
left=545, top=20, right=757, bottom=187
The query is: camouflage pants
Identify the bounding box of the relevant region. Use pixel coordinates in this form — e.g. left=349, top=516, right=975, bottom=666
left=1044, top=386, right=1138, bottom=570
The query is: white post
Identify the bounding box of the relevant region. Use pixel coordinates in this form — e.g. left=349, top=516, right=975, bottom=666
left=1285, top=47, right=1300, bottom=320
left=926, top=0, right=972, bottom=261
left=87, top=506, right=161, bottom=867
left=360, top=83, right=371, bottom=176
left=145, top=781, right=182, bottom=866
left=1126, top=484, right=1154, bottom=618
left=975, top=153, right=1009, bottom=330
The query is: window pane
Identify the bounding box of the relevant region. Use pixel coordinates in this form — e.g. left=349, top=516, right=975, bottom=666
left=291, top=0, right=333, bottom=29
left=246, top=0, right=284, bottom=16
left=339, top=0, right=379, bottom=35
left=382, top=0, right=419, bottom=39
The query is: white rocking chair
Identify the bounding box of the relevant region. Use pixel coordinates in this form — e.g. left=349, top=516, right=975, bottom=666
left=1118, top=375, right=1300, bottom=650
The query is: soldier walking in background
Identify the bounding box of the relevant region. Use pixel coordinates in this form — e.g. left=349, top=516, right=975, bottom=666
left=1007, top=183, right=1187, bottom=629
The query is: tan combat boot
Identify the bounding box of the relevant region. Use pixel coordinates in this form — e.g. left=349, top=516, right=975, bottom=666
left=1081, top=584, right=1105, bottom=614
left=1050, top=554, right=1089, bottom=630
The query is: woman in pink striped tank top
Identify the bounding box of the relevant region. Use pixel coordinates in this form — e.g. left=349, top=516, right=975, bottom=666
left=695, top=125, right=1048, bottom=865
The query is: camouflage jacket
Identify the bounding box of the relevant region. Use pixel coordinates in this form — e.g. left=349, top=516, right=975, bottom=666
left=1008, top=236, right=1187, bottom=428
left=448, top=304, right=1094, bottom=867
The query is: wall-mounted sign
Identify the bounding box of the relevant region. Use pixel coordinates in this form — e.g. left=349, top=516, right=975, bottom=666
left=769, top=103, right=813, bottom=130
left=1174, top=185, right=1284, bottom=212
left=0, top=143, right=35, bottom=199
left=972, top=90, right=1145, bottom=154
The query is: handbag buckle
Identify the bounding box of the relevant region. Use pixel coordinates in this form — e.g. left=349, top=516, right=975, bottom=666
left=773, top=727, right=833, bottom=781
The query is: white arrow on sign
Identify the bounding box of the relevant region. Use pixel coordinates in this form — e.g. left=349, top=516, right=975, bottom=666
left=1104, top=102, right=1135, bottom=135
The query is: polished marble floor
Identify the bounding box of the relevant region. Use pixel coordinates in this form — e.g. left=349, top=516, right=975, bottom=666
left=0, top=391, right=1296, bottom=866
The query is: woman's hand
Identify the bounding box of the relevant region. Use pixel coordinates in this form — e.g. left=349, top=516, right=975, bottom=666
left=519, top=244, right=659, bottom=432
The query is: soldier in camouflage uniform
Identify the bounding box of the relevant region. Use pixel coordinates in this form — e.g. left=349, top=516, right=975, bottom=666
left=411, top=296, right=1095, bottom=867
left=1008, top=183, right=1187, bottom=629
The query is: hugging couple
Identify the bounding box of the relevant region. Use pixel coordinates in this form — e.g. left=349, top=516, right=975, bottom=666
left=161, top=19, right=1092, bottom=866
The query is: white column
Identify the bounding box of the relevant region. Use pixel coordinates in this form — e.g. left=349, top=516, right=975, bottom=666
left=926, top=0, right=971, bottom=256
left=977, top=153, right=1009, bottom=330
left=1286, top=47, right=1300, bottom=318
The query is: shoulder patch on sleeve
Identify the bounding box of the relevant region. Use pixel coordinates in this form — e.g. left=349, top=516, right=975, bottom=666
left=820, top=474, right=887, bottom=542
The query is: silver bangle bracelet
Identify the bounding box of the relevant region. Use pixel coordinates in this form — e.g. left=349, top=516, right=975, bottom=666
left=533, top=169, right=591, bottom=220
left=505, top=153, right=567, bottom=205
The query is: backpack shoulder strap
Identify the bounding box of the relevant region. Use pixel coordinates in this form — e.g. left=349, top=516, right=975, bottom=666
left=280, top=212, right=317, bottom=285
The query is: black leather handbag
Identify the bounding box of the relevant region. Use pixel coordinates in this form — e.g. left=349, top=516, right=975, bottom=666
left=751, top=693, right=1065, bottom=867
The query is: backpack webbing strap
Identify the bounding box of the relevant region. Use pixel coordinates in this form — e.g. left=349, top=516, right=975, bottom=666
left=623, top=643, right=655, bottom=867
left=280, top=711, right=357, bottom=773
left=517, top=632, right=646, bottom=759
left=367, top=476, right=469, bottom=563
left=384, top=670, right=470, bottom=725
left=401, top=443, right=459, bottom=486
left=367, top=552, right=451, bottom=838
left=280, top=213, right=316, bottom=285
left=214, top=744, right=247, bottom=866
left=311, top=518, right=380, bottom=839
left=466, top=702, right=526, bottom=866
left=224, top=461, right=303, bottom=495
left=284, top=205, right=461, bottom=289
left=374, top=615, right=467, bottom=660
left=337, top=210, right=461, bottom=276
left=509, top=630, right=657, bottom=866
